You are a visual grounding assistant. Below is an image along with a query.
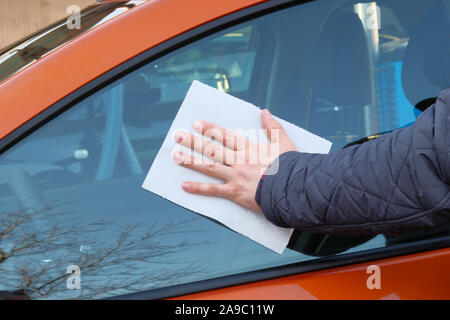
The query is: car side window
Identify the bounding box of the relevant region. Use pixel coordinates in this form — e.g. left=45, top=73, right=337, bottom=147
left=0, top=0, right=448, bottom=299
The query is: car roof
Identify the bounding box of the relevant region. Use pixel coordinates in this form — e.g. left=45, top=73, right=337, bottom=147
left=0, top=0, right=266, bottom=142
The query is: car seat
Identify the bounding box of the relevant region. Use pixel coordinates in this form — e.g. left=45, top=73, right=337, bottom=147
left=401, top=2, right=450, bottom=109
left=288, top=10, right=375, bottom=256
left=308, top=10, right=373, bottom=150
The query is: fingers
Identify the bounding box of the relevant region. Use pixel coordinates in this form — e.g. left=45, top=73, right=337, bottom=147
left=181, top=181, right=231, bottom=198
left=193, top=120, right=247, bottom=151
left=173, top=150, right=233, bottom=200
left=174, top=130, right=236, bottom=164
left=173, top=151, right=233, bottom=180
left=261, top=109, right=290, bottom=144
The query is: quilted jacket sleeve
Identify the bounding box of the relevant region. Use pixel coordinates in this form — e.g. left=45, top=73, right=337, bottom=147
left=255, top=88, right=450, bottom=235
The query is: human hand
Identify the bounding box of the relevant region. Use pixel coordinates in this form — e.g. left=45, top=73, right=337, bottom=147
left=173, top=109, right=296, bottom=212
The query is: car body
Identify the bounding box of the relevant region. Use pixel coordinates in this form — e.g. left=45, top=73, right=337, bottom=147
left=0, top=0, right=449, bottom=300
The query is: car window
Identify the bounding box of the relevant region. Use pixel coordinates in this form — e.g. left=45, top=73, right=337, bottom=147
left=0, top=1, right=146, bottom=84
left=0, top=0, right=449, bottom=299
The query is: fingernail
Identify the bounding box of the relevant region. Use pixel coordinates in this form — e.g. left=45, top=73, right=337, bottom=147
left=175, top=132, right=184, bottom=143
left=182, top=182, right=191, bottom=190
left=193, top=120, right=203, bottom=132
left=173, top=151, right=183, bottom=164
left=263, top=109, right=271, bottom=116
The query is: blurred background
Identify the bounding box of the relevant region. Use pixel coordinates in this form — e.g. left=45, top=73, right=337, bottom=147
left=0, top=0, right=94, bottom=49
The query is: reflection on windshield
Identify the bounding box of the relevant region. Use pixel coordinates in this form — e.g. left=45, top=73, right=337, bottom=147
left=0, top=1, right=146, bottom=84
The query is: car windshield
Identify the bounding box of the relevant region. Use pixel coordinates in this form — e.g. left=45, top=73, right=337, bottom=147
left=0, top=1, right=146, bottom=84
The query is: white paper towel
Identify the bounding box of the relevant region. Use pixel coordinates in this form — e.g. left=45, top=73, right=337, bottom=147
left=142, top=81, right=332, bottom=254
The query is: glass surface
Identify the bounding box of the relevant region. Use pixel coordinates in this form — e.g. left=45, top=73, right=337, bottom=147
left=0, top=0, right=449, bottom=299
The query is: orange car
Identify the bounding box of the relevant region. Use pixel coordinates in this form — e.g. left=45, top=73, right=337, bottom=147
left=0, top=0, right=449, bottom=300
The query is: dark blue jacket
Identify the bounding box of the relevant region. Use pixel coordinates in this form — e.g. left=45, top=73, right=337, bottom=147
left=256, top=88, right=450, bottom=235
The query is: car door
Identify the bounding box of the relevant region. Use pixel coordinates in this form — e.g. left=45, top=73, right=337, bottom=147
left=0, top=0, right=449, bottom=300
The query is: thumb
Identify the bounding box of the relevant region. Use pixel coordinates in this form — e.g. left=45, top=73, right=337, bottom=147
left=261, top=109, right=290, bottom=144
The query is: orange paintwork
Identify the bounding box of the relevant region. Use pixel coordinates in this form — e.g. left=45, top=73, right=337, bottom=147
left=0, top=0, right=266, bottom=141
left=0, top=0, right=449, bottom=300
left=175, top=247, right=450, bottom=300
